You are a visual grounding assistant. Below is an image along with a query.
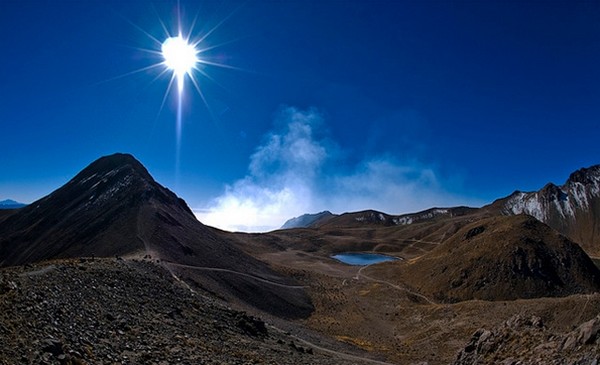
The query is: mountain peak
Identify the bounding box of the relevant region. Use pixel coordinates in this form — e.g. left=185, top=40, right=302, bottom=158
left=70, top=153, right=154, bottom=186
left=0, top=153, right=196, bottom=265
left=0, top=199, right=26, bottom=208
left=490, top=163, right=600, bottom=255
left=567, top=164, right=600, bottom=185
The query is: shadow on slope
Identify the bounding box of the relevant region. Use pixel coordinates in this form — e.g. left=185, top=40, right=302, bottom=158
left=393, top=215, right=600, bottom=303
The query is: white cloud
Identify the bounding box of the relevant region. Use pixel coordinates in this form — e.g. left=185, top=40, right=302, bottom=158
left=195, top=107, right=325, bottom=232
left=195, top=106, right=480, bottom=232
left=325, top=158, right=467, bottom=214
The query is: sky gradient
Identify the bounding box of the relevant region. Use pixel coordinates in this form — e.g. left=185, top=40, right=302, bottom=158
left=2, top=1, right=600, bottom=231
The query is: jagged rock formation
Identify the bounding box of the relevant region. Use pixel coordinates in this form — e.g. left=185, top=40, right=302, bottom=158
left=453, top=313, right=600, bottom=365
left=0, top=153, right=313, bottom=318
left=491, top=165, right=600, bottom=256
left=396, top=215, right=600, bottom=302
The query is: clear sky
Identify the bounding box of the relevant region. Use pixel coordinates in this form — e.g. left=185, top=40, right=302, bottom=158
left=2, top=1, right=600, bottom=231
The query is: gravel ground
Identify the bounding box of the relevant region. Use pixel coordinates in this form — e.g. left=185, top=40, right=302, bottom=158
left=0, top=258, right=373, bottom=365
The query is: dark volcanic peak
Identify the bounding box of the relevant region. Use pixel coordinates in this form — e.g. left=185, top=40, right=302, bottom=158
left=0, top=153, right=193, bottom=266
left=0, top=153, right=313, bottom=318
left=56, top=152, right=193, bottom=217
left=398, top=215, right=600, bottom=303
left=489, top=163, right=600, bottom=255
left=68, top=153, right=154, bottom=186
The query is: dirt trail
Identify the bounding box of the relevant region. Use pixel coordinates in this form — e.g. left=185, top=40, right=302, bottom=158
left=355, top=265, right=436, bottom=305
left=269, top=325, right=399, bottom=365
left=19, top=264, right=56, bottom=277
left=162, top=261, right=307, bottom=289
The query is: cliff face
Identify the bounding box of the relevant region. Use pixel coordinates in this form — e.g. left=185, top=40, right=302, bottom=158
left=491, top=165, right=600, bottom=256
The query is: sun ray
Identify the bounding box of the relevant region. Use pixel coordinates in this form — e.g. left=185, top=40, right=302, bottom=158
left=185, top=7, right=202, bottom=42
left=116, top=12, right=164, bottom=47
left=195, top=59, right=246, bottom=72
left=152, top=3, right=173, bottom=40
left=93, top=63, right=165, bottom=87
left=196, top=2, right=245, bottom=45
left=156, top=72, right=177, bottom=117
left=194, top=35, right=251, bottom=54
left=193, top=67, right=230, bottom=95
left=189, top=73, right=219, bottom=124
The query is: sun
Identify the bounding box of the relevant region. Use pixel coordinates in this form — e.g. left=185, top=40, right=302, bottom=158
left=161, top=35, right=198, bottom=93
left=115, top=3, right=244, bottom=181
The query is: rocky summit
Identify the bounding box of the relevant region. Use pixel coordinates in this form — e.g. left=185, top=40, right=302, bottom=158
left=490, top=164, right=600, bottom=256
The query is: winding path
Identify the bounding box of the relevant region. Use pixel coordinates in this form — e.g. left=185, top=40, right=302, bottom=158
left=268, top=326, right=398, bottom=365
left=162, top=261, right=307, bottom=289
left=354, top=265, right=436, bottom=305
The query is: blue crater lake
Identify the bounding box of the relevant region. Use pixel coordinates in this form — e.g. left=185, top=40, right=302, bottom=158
left=331, top=252, right=399, bottom=266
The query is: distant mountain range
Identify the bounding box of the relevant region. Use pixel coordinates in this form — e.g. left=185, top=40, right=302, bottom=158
left=0, top=199, right=26, bottom=209
left=281, top=164, right=600, bottom=257
left=281, top=206, right=478, bottom=229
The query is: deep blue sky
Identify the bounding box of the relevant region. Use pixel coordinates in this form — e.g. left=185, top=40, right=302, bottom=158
left=2, top=1, right=600, bottom=231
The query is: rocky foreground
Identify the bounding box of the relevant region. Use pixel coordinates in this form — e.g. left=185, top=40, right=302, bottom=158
left=0, top=258, right=368, bottom=365
left=454, top=314, right=600, bottom=365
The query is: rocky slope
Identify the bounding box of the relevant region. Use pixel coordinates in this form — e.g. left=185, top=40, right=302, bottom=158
left=0, top=153, right=313, bottom=318
left=395, top=215, right=600, bottom=302
left=0, top=258, right=359, bottom=365
left=454, top=313, right=600, bottom=365
left=490, top=164, right=600, bottom=256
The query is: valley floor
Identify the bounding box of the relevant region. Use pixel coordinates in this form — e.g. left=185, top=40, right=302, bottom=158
left=261, top=249, right=600, bottom=364
left=2, top=252, right=600, bottom=364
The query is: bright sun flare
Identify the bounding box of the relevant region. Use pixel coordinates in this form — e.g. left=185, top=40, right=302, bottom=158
left=161, top=35, right=198, bottom=92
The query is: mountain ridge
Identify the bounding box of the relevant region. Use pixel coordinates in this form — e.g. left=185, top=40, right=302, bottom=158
left=490, top=164, right=600, bottom=255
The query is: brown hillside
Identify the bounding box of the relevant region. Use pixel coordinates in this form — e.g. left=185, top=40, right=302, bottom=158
left=396, top=215, right=600, bottom=302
